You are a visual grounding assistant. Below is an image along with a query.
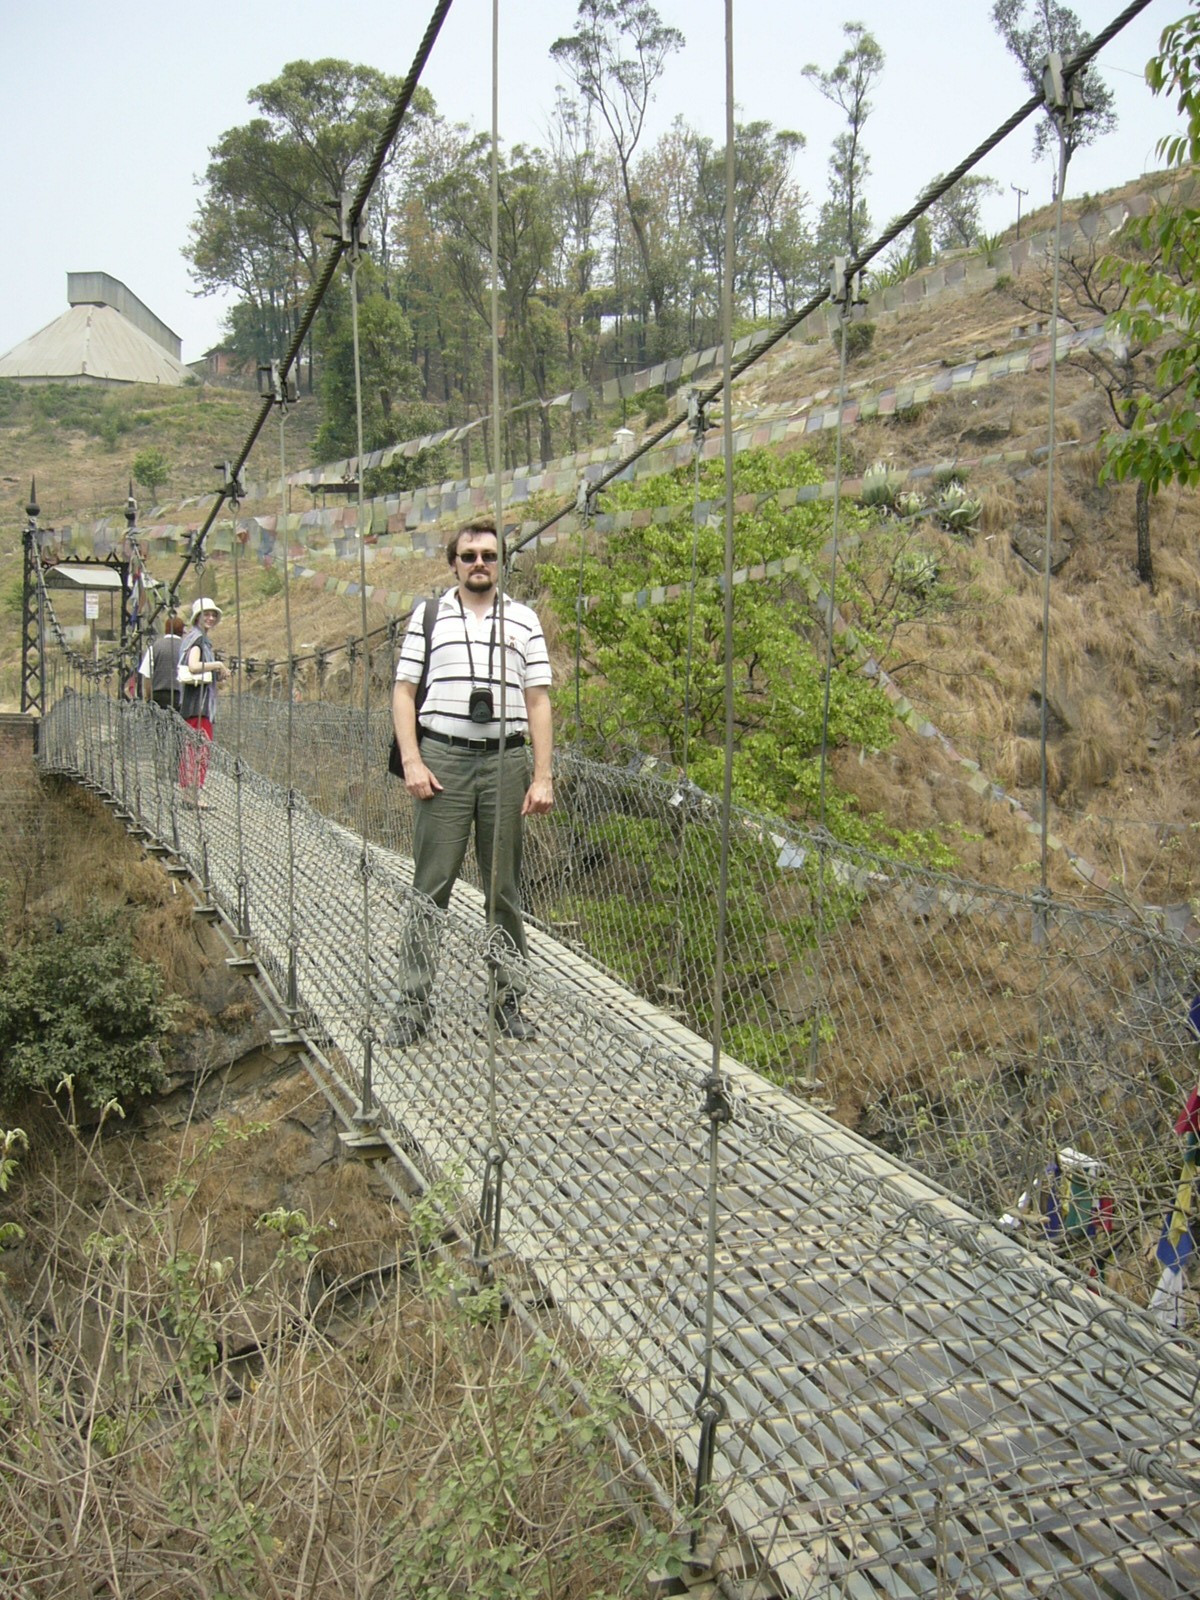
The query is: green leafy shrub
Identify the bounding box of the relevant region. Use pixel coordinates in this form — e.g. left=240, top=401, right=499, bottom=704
left=543, top=447, right=895, bottom=826
left=0, top=905, right=176, bottom=1111
left=834, top=320, right=875, bottom=360
left=641, top=387, right=669, bottom=425
left=0, top=379, right=23, bottom=423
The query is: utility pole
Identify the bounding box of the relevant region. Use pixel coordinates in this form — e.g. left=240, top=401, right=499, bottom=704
left=1012, top=182, right=1029, bottom=241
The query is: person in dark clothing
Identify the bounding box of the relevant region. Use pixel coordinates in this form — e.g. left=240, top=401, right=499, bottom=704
left=138, top=616, right=187, bottom=710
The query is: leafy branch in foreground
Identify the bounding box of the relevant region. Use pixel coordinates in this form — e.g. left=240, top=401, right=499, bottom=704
left=1102, top=8, right=1200, bottom=528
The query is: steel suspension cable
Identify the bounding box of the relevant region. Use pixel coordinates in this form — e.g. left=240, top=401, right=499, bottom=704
left=690, top=0, right=738, bottom=1538
left=1023, top=77, right=1076, bottom=1228
left=278, top=406, right=300, bottom=1018
left=347, top=241, right=380, bottom=1122
left=477, top=0, right=508, bottom=1269
left=231, top=531, right=251, bottom=939
left=664, top=424, right=708, bottom=1004
left=807, top=277, right=855, bottom=1085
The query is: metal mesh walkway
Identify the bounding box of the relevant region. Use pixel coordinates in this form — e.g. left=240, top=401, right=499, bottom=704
left=40, top=691, right=1200, bottom=1599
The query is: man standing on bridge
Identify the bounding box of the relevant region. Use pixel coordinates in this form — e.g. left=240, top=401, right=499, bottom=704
left=390, top=515, right=554, bottom=1047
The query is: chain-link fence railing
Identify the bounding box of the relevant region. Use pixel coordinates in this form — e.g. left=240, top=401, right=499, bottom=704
left=39, top=686, right=1200, bottom=1598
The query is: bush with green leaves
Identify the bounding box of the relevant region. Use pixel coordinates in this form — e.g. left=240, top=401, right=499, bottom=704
left=0, top=905, right=175, bottom=1112
left=1, top=576, right=25, bottom=616
left=835, top=319, right=875, bottom=360
left=641, top=387, right=669, bottom=425
left=545, top=447, right=896, bottom=829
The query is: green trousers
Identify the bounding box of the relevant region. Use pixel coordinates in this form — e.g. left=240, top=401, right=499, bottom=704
left=400, top=742, right=529, bottom=1014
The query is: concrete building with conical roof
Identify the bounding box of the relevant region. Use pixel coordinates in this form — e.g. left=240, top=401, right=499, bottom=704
left=0, top=273, right=190, bottom=386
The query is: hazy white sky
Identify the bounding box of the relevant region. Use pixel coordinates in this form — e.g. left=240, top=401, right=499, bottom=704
left=0, top=0, right=1182, bottom=364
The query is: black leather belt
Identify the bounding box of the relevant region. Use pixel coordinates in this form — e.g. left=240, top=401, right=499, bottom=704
left=420, top=728, right=526, bottom=752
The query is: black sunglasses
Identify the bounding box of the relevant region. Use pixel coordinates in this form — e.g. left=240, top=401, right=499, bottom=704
left=457, top=549, right=499, bottom=564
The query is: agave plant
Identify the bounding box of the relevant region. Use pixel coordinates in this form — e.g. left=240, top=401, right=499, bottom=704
left=895, top=490, right=925, bottom=521
left=860, top=461, right=909, bottom=510
left=936, top=482, right=982, bottom=533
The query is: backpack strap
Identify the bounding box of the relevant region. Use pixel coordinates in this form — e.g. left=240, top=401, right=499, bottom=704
left=414, top=593, right=437, bottom=714
left=387, top=594, right=439, bottom=780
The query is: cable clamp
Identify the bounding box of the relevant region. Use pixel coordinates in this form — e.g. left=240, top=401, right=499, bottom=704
left=1041, top=51, right=1091, bottom=122
left=214, top=460, right=246, bottom=510
left=476, top=1145, right=508, bottom=1256
left=829, top=256, right=863, bottom=314
left=574, top=478, right=597, bottom=520
left=701, top=1073, right=733, bottom=1127
left=686, top=387, right=709, bottom=445
left=189, top=532, right=209, bottom=573
left=257, top=360, right=298, bottom=408
left=328, top=192, right=370, bottom=260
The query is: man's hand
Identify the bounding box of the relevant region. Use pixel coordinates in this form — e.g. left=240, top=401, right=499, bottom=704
left=405, top=758, right=444, bottom=802
left=522, top=775, right=553, bottom=816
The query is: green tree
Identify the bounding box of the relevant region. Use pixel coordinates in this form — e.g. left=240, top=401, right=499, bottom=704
left=551, top=1, right=685, bottom=350
left=424, top=135, right=567, bottom=466
left=1102, top=4, right=1200, bottom=581
left=804, top=22, right=884, bottom=262
left=925, top=173, right=1003, bottom=252
left=132, top=446, right=169, bottom=498
left=691, top=120, right=809, bottom=324
left=990, top=1, right=1118, bottom=166
left=313, top=264, right=421, bottom=460
left=185, top=60, right=427, bottom=381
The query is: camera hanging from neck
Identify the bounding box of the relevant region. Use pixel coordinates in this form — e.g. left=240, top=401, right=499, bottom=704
left=458, top=593, right=498, bottom=724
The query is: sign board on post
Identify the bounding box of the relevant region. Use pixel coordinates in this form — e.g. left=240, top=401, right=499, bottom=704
left=84, top=591, right=99, bottom=620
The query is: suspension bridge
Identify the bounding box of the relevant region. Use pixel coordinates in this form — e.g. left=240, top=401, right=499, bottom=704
left=14, top=0, right=1200, bottom=1591
left=23, top=679, right=1200, bottom=1600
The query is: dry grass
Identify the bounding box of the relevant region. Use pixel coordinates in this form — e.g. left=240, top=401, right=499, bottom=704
left=0, top=1090, right=676, bottom=1599
left=0, top=779, right=678, bottom=1599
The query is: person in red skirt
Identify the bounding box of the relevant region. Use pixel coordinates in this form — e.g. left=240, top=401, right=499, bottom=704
left=176, top=597, right=230, bottom=807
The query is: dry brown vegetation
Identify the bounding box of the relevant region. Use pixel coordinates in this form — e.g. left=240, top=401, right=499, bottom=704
left=0, top=784, right=680, bottom=1597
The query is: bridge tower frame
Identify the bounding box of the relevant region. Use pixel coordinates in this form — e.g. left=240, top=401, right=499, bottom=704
left=21, top=478, right=135, bottom=713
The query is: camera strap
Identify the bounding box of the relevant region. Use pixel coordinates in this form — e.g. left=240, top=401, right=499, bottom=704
left=456, top=594, right=497, bottom=688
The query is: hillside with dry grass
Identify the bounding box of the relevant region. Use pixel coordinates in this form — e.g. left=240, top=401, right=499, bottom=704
left=5, top=171, right=1200, bottom=911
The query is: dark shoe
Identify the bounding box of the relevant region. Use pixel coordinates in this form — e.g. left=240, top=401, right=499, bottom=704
left=388, top=1013, right=428, bottom=1049
left=493, top=996, right=536, bottom=1041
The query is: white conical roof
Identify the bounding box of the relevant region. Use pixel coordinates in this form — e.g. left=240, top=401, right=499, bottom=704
left=0, top=303, right=190, bottom=385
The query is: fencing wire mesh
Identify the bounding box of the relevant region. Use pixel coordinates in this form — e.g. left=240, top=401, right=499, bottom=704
left=205, top=686, right=1200, bottom=1305
left=39, top=685, right=1200, bottom=1599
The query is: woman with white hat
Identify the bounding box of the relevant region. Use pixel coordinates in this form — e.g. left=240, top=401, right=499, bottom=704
left=176, top=597, right=230, bottom=805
